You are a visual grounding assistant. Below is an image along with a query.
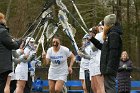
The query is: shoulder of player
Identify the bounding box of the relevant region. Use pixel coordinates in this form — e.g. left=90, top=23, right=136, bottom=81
left=60, top=45, right=69, bottom=50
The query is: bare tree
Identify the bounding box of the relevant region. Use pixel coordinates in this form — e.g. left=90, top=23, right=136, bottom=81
left=116, top=0, right=122, bottom=23
left=6, top=0, right=12, bottom=21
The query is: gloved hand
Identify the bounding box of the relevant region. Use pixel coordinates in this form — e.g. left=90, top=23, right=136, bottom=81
left=36, top=60, right=42, bottom=67
left=77, top=51, right=84, bottom=57
left=75, top=55, right=81, bottom=63
left=28, top=53, right=36, bottom=61
left=122, top=64, right=127, bottom=69
left=15, top=38, right=23, bottom=47
left=77, top=51, right=91, bottom=60
left=19, top=55, right=28, bottom=63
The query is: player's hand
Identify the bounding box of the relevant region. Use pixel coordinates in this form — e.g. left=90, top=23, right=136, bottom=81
left=68, top=67, right=73, bottom=74
left=42, top=51, right=46, bottom=58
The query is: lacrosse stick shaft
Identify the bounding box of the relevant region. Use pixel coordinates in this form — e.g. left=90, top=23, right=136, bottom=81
left=40, top=21, right=48, bottom=52
left=32, top=76, right=35, bottom=82
left=36, top=21, right=48, bottom=52
left=64, top=29, right=79, bottom=54
left=67, top=11, right=88, bottom=34
left=35, top=26, right=43, bottom=41
left=41, top=41, right=45, bottom=52
left=70, top=0, right=88, bottom=30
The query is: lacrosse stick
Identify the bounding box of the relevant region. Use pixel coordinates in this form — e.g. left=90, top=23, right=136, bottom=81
left=34, top=9, right=52, bottom=41
left=37, top=34, right=45, bottom=53
left=36, top=22, right=59, bottom=60
left=70, top=0, right=88, bottom=30
left=23, top=9, right=53, bottom=50
left=56, top=0, right=88, bottom=34
left=36, top=21, right=48, bottom=52
left=46, top=23, right=59, bottom=42
left=35, top=26, right=43, bottom=41
left=22, top=0, right=56, bottom=38
left=58, top=10, right=79, bottom=54
left=58, top=10, right=81, bottom=63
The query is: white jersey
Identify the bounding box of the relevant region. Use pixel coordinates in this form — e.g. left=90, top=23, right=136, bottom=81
left=95, top=32, right=104, bottom=44
left=79, top=45, right=91, bottom=80
left=89, top=32, right=104, bottom=76
left=15, top=46, right=35, bottom=80
left=86, top=42, right=97, bottom=57
left=46, top=46, right=72, bottom=81
left=80, top=58, right=90, bottom=70
left=15, top=48, right=29, bottom=72
left=80, top=44, right=91, bottom=70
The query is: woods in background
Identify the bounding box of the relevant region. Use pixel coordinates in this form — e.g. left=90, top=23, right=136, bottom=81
left=0, top=0, right=139, bottom=80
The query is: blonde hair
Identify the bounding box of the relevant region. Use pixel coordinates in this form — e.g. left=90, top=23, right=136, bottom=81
left=0, top=13, right=5, bottom=19
left=120, top=51, right=129, bottom=60
left=103, top=25, right=112, bottom=41
left=0, top=12, right=6, bottom=25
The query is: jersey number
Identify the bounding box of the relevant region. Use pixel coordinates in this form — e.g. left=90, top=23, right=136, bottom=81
left=55, top=60, right=60, bottom=64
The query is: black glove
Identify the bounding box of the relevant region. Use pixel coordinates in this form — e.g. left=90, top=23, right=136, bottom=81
left=15, top=38, right=23, bottom=47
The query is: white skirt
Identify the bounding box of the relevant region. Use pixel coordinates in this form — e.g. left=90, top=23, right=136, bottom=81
left=79, top=67, right=85, bottom=80
left=8, top=72, right=16, bottom=80
left=48, top=67, right=68, bottom=82
left=89, top=65, right=101, bottom=77
left=15, top=63, right=28, bottom=81
left=48, top=74, right=68, bottom=82
left=89, top=56, right=101, bottom=77
left=15, top=71, right=28, bottom=81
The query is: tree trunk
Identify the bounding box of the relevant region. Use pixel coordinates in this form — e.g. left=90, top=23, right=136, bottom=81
left=92, top=0, right=97, bottom=25
left=126, top=0, right=131, bottom=54
left=6, top=0, right=12, bottom=21
left=134, top=0, right=140, bottom=79
left=116, top=0, right=122, bottom=23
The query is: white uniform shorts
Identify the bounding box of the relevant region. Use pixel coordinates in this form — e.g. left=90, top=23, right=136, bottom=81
left=89, top=65, right=101, bottom=77
left=8, top=72, right=16, bottom=80
left=79, top=67, right=85, bottom=80
left=48, top=74, right=68, bottom=82
left=89, top=57, right=101, bottom=77
left=15, top=71, right=28, bottom=81
left=15, top=66, right=28, bottom=81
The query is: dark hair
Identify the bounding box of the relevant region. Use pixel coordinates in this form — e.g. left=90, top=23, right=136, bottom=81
left=91, top=26, right=98, bottom=35
left=98, top=20, right=104, bottom=26
left=52, top=34, right=61, bottom=40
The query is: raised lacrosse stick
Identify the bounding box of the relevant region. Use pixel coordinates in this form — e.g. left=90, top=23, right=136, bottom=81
left=46, top=23, right=59, bottom=42
left=41, top=35, right=45, bottom=52
left=70, top=0, right=88, bottom=30
left=56, top=0, right=88, bottom=34
left=22, top=0, right=56, bottom=38
left=36, top=21, right=48, bottom=52
left=58, top=10, right=79, bottom=54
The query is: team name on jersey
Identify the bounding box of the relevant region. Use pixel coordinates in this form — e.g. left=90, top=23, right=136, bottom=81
left=50, top=56, right=63, bottom=59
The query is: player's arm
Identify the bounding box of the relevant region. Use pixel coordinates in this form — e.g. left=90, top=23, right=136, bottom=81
left=42, top=51, right=50, bottom=65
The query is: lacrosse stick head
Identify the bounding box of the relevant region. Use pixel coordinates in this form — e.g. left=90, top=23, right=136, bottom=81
left=69, top=24, right=76, bottom=37
left=56, top=0, right=69, bottom=12
left=58, top=10, right=68, bottom=29
left=42, top=8, right=52, bottom=18
left=45, top=23, right=58, bottom=41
